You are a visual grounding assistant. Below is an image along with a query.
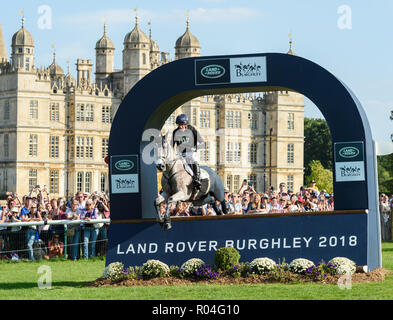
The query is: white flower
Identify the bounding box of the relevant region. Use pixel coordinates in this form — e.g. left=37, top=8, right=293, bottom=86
left=102, top=262, right=124, bottom=280
left=336, top=265, right=353, bottom=275
left=141, top=259, right=170, bottom=278
left=289, top=258, right=314, bottom=274
left=181, top=258, right=205, bottom=276
left=328, top=257, right=356, bottom=275
left=250, top=258, right=276, bottom=274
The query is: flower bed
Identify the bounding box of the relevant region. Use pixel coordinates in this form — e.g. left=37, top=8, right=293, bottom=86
left=92, top=248, right=391, bottom=287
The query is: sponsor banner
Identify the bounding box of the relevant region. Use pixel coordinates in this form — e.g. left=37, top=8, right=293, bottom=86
left=110, top=155, right=139, bottom=193
left=106, top=213, right=367, bottom=267
left=195, top=59, right=230, bottom=85
left=111, top=174, right=139, bottom=194
left=195, top=56, right=267, bottom=85
left=335, top=161, right=365, bottom=182
left=335, top=142, right=364, bottom=163
left=334, top=142, right=365, bottom=182
left=230, top=56, right=267, bottom=83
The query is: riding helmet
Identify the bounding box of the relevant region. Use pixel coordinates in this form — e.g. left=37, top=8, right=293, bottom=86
left=176, top=114, right=189, bottom=125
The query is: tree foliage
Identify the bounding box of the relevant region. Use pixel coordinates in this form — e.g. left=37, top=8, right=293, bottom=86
left=391, top=110, right=393, bottom=142
left=303, top=115, right=393, bottom=194
left=305, top=160, right=333, bottom=193
left=304, top=118, right=332, bottom=179
left=378, top=153, right=393, bottom=195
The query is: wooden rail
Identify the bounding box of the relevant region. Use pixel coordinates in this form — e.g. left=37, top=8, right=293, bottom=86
left=111, top=209, right=368, bottom=224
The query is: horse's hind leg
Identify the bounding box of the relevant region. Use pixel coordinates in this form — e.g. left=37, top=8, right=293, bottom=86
left=212, top=201, right=222, bottom=216
left=221, top=200, right=228, bottom=214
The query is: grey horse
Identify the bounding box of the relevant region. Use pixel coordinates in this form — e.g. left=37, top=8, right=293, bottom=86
left=154, top=134, right=227, bottom=231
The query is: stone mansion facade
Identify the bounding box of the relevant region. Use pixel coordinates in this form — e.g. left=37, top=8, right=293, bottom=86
left=0, top=16, right=304, bottom=198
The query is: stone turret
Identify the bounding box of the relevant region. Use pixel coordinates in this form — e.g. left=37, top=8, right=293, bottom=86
left=149, top=25, right=160, bottom=69
left=95, top=23, right=115, bottom=88
left=0, top=23, right=8, bottom=63
left=76, top=58, right=93, bottom=87
left=122, top=15, right=150, bottom=93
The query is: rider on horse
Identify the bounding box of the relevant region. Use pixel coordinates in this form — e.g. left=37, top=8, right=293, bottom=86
left=172, top=114, right=205, bottom=190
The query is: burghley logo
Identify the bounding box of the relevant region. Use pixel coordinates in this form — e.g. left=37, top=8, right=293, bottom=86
left=234, top=62, right=263, bottom=77
left=115, top=160, right=134, bottom=171
left=201, top=65, right=226, bottom=79
left=230, top=57, right=267, bottom=83
left=339, top=147, right=360, bottom=159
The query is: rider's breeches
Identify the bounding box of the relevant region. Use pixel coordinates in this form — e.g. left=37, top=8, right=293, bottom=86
left=182, top=151, right=199, bottom=165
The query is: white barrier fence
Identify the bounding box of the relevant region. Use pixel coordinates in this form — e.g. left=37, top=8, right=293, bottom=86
left=0, top=219, right=111, bottom=260
left=0, top=219, right=110, bottom=228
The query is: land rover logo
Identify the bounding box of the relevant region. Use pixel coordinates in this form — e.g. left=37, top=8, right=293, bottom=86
left=201, top=65, right=225, bottom=79
left=339, top=147, right=360, bottom=158
left=115, top=160, right=134, bottom=171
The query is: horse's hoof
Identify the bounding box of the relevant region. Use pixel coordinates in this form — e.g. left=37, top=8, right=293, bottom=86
left=163, top=222, right=172, bottom=231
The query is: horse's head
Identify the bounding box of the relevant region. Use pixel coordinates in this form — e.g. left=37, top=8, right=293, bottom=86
left=155, top=133, right=174, bottom=172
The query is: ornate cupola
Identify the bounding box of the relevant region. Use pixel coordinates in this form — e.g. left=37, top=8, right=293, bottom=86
left=95, top=23, right=115, bottom=87
left=11, top=17, right=35, bottom=71
left=175, top=18, right=200, bottom=60
left=123, top=14, right=151, bottom=93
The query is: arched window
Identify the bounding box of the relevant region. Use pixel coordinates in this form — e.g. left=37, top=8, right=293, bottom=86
left=142, top=53, right=146, bottom=65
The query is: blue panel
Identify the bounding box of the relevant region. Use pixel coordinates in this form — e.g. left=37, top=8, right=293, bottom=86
left=106, top=214, right=368, bottom=268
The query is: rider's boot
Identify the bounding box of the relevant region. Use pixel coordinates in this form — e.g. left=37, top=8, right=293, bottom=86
left=192, top=163, right=202, bottom=190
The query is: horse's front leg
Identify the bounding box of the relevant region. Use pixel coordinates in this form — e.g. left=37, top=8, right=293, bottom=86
left=163, top=190, right=188, bottom=231
left=154, top=192, right=169, bottom=224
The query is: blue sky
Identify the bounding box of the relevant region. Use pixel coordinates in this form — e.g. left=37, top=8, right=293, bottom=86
left=1, top=0, right=392, bottom=142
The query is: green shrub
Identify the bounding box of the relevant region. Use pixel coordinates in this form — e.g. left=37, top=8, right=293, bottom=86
left=169, top=265, right=181, bottom=278
left=214, top=247, right=241, bottom=271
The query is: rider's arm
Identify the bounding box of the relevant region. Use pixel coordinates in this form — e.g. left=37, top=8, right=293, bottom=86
left=195, top=130, right=205, bottom=150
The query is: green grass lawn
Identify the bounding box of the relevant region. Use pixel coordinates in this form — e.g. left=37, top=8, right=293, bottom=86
left=1, top=242, right=393, bottom=300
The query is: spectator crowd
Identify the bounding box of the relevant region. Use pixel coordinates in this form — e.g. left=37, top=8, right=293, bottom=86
left=159, top=180, right=337, bottom=217
left=1, top=180, right=392, bottom=261
left=0, top=185, right=110, bottom=261
left=380, top=193, right=393, bottom=241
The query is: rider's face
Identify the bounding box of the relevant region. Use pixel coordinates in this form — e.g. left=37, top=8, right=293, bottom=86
left=179, top=124, right=187, bottom=131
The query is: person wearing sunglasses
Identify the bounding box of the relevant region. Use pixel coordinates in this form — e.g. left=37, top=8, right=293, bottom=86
left=80, top=199, right=99, bottom=259
left=75, top=191, right=86, bottom=212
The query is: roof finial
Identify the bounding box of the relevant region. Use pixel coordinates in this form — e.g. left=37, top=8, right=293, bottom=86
left=185, top=11, right=190, bottom=30
left=102, top=18, right=107, bottom=36
left=287, top=32, right=296, bottom=55
left=66, top=60, right=70, bottom=74
left=148, top=20, right=152, bottom=39
left=51, top=44, right=56, bottom=62
left=134, top=8, right=139, bottom=26
left=20, top=10, right=25, bottom=28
